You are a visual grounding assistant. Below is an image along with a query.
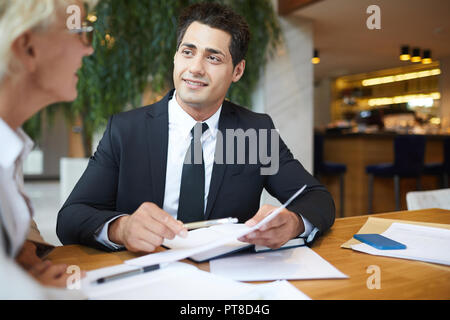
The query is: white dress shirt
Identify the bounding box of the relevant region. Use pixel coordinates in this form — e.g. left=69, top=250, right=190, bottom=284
left=0, top=208, right=87, bottom=299
left=0, top=117, right=49, bottom=299
left=163, top=93, right=220, bottom=218
left=97, top=93, right=313, bottom=249
left=0, top=118, right=34, bottom=257
left=0, top=118, right=86, bottom=299
left=0, top=216, right=45, bottom=299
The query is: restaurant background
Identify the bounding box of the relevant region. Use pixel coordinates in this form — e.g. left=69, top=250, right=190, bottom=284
left=22, top=0, right=450, bottom=245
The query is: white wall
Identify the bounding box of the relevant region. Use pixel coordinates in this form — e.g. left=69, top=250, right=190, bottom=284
left=314, top=78, right=332, bottom=128
left=254, top=15, right=314, bottom=205
left=263, top=16, right=314, bottom=171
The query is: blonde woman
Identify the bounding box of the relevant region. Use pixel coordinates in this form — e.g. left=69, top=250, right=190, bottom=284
left=0, top=0, right=97, bottom=297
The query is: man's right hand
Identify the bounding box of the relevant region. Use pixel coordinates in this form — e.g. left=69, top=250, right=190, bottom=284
left=108, top=202, right=188, bottom=253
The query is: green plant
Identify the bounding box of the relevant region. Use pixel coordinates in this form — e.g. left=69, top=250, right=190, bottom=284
left=24, top=0, right=281, bottom=157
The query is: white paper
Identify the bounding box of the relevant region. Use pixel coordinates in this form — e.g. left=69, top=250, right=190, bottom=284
left=244, top=280, right=311, bottom=300
left=124, top=225, right=251, bottom=266
left=351, top=222, right=450, bottom=266
left=163, top=224, right=251, bottom=261
left=210, top=247, right=348, bottom=281
left=163, top=224, right=249, bottom=249
left=82, top=262, right=310, bottom=300
left=125, top=185, right=307, bottom=267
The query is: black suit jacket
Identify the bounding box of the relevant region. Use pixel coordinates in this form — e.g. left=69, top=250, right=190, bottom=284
left=57, top=90, right=335, bottom=251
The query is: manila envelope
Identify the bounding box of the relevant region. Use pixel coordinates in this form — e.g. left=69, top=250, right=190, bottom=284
left=341, top=217, right=450, bottom=249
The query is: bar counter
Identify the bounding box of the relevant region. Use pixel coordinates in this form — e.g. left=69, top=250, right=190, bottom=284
left=319, top=131, right=448, bottom=217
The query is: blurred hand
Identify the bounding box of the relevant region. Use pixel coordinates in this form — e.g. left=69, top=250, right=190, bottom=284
left=238, top=204, right=304, bottom=249
left=17, top=241, right=86, bottom=288
left=108, top=202, right=188, bottom=253
left=15, top=241, right=41, bottom=270
left=28, top=260, right=86, bottom=288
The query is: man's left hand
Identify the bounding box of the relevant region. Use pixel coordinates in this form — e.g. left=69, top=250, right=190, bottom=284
left=238, top=204, right=304, bottom=249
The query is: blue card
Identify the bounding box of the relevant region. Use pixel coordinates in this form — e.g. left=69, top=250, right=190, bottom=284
left=353, top=234, right=407, bottom=250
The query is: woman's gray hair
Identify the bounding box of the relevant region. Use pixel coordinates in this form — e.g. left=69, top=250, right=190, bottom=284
left=0, top=0, right=98, bottom=82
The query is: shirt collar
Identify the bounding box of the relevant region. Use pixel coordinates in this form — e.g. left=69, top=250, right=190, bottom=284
left=0, top=118, right=34, bottom=169
left=168, top=91, right=222, bottom=139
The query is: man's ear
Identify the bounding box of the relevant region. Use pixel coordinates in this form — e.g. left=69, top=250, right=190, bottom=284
left=10, top=32, right=37, bottom=73
left=231, top=59, right=246, bottom=83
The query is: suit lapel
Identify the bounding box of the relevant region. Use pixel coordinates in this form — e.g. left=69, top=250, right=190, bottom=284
left=205, top=101, right=237, bottom=219
left=145, top=90, right=173, bottom=208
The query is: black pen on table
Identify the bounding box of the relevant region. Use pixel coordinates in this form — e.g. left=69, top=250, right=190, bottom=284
left=95, top=264, right=160, bottom=285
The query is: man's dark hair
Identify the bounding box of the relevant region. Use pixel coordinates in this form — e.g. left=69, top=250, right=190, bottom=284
left=176, top=2, right=251, bottom=67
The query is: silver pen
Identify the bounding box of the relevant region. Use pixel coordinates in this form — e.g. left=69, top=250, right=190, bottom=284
left=95, top=264, right=160, bottom=284
left=183, top=217, right=239, bottom=230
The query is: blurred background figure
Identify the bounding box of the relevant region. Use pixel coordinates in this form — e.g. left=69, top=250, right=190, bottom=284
left=0, top=0, right=97, bottom=298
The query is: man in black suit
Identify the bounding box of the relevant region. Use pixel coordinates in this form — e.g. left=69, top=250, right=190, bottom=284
left=57, top=3, right=335, bottom=253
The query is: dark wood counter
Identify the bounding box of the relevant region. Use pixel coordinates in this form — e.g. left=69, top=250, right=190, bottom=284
left=318, top=132, right=446, bottom=217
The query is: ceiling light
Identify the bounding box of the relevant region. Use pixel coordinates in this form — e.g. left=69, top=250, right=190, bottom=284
left=400, top=46, right=410, bottom=61
left=411, top=48, right=421, bottom=63
left=312, top=49, right=320, bottom=64
left=422, top=50, right=432, bottom=64
left=368, top=92, right=440, bottom=107
left=361, top=68, right=441, bottom=86
left=407, top=98, right=434, bottom=108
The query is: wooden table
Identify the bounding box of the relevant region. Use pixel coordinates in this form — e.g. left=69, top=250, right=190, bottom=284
left=48, top=208, right=450, bottom=300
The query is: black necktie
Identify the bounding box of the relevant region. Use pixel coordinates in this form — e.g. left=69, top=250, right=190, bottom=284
left=177, top=122, right=209, bottom=223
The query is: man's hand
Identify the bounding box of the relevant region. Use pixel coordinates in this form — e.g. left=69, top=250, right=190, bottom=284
left=238, top=204, right=304, bottom=249
left=108, top=202, right=188, bottom=253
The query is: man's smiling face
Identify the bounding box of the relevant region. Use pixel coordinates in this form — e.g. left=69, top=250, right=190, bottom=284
left=173, top=21, right=244, bottom=111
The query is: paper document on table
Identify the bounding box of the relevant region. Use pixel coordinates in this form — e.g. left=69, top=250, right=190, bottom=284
left=351, top=222, right=450, bottom=266
left=341, top=217, right=450, bottom=249
left=125, top=223, right=253, bottom=266
left=82, top=262, right=311, bottom=300
left=125, top=185, right=307, bottom=266
left=210, top=247, right=348, bottom=281
left=163, top=224, right=252, bottom=262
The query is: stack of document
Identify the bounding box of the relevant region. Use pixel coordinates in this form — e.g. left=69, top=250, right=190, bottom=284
left=210, top=246, right=348, bottom=281
left=124, top=223, right=257, bottom=266
left=81, top=262, right=311, bottom=300
left=161, top=224, right=305, bottom=262
left=351, top=223, right=450, bottom=266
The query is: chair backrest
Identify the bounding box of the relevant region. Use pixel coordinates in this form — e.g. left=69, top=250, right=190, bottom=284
left=313, top=134, right=324, bottom=175
left=444, top=138, right=450, bottom=173
left=393, top=135, right=426, bottom=176
left=406, top=188, right=450, bottom=210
